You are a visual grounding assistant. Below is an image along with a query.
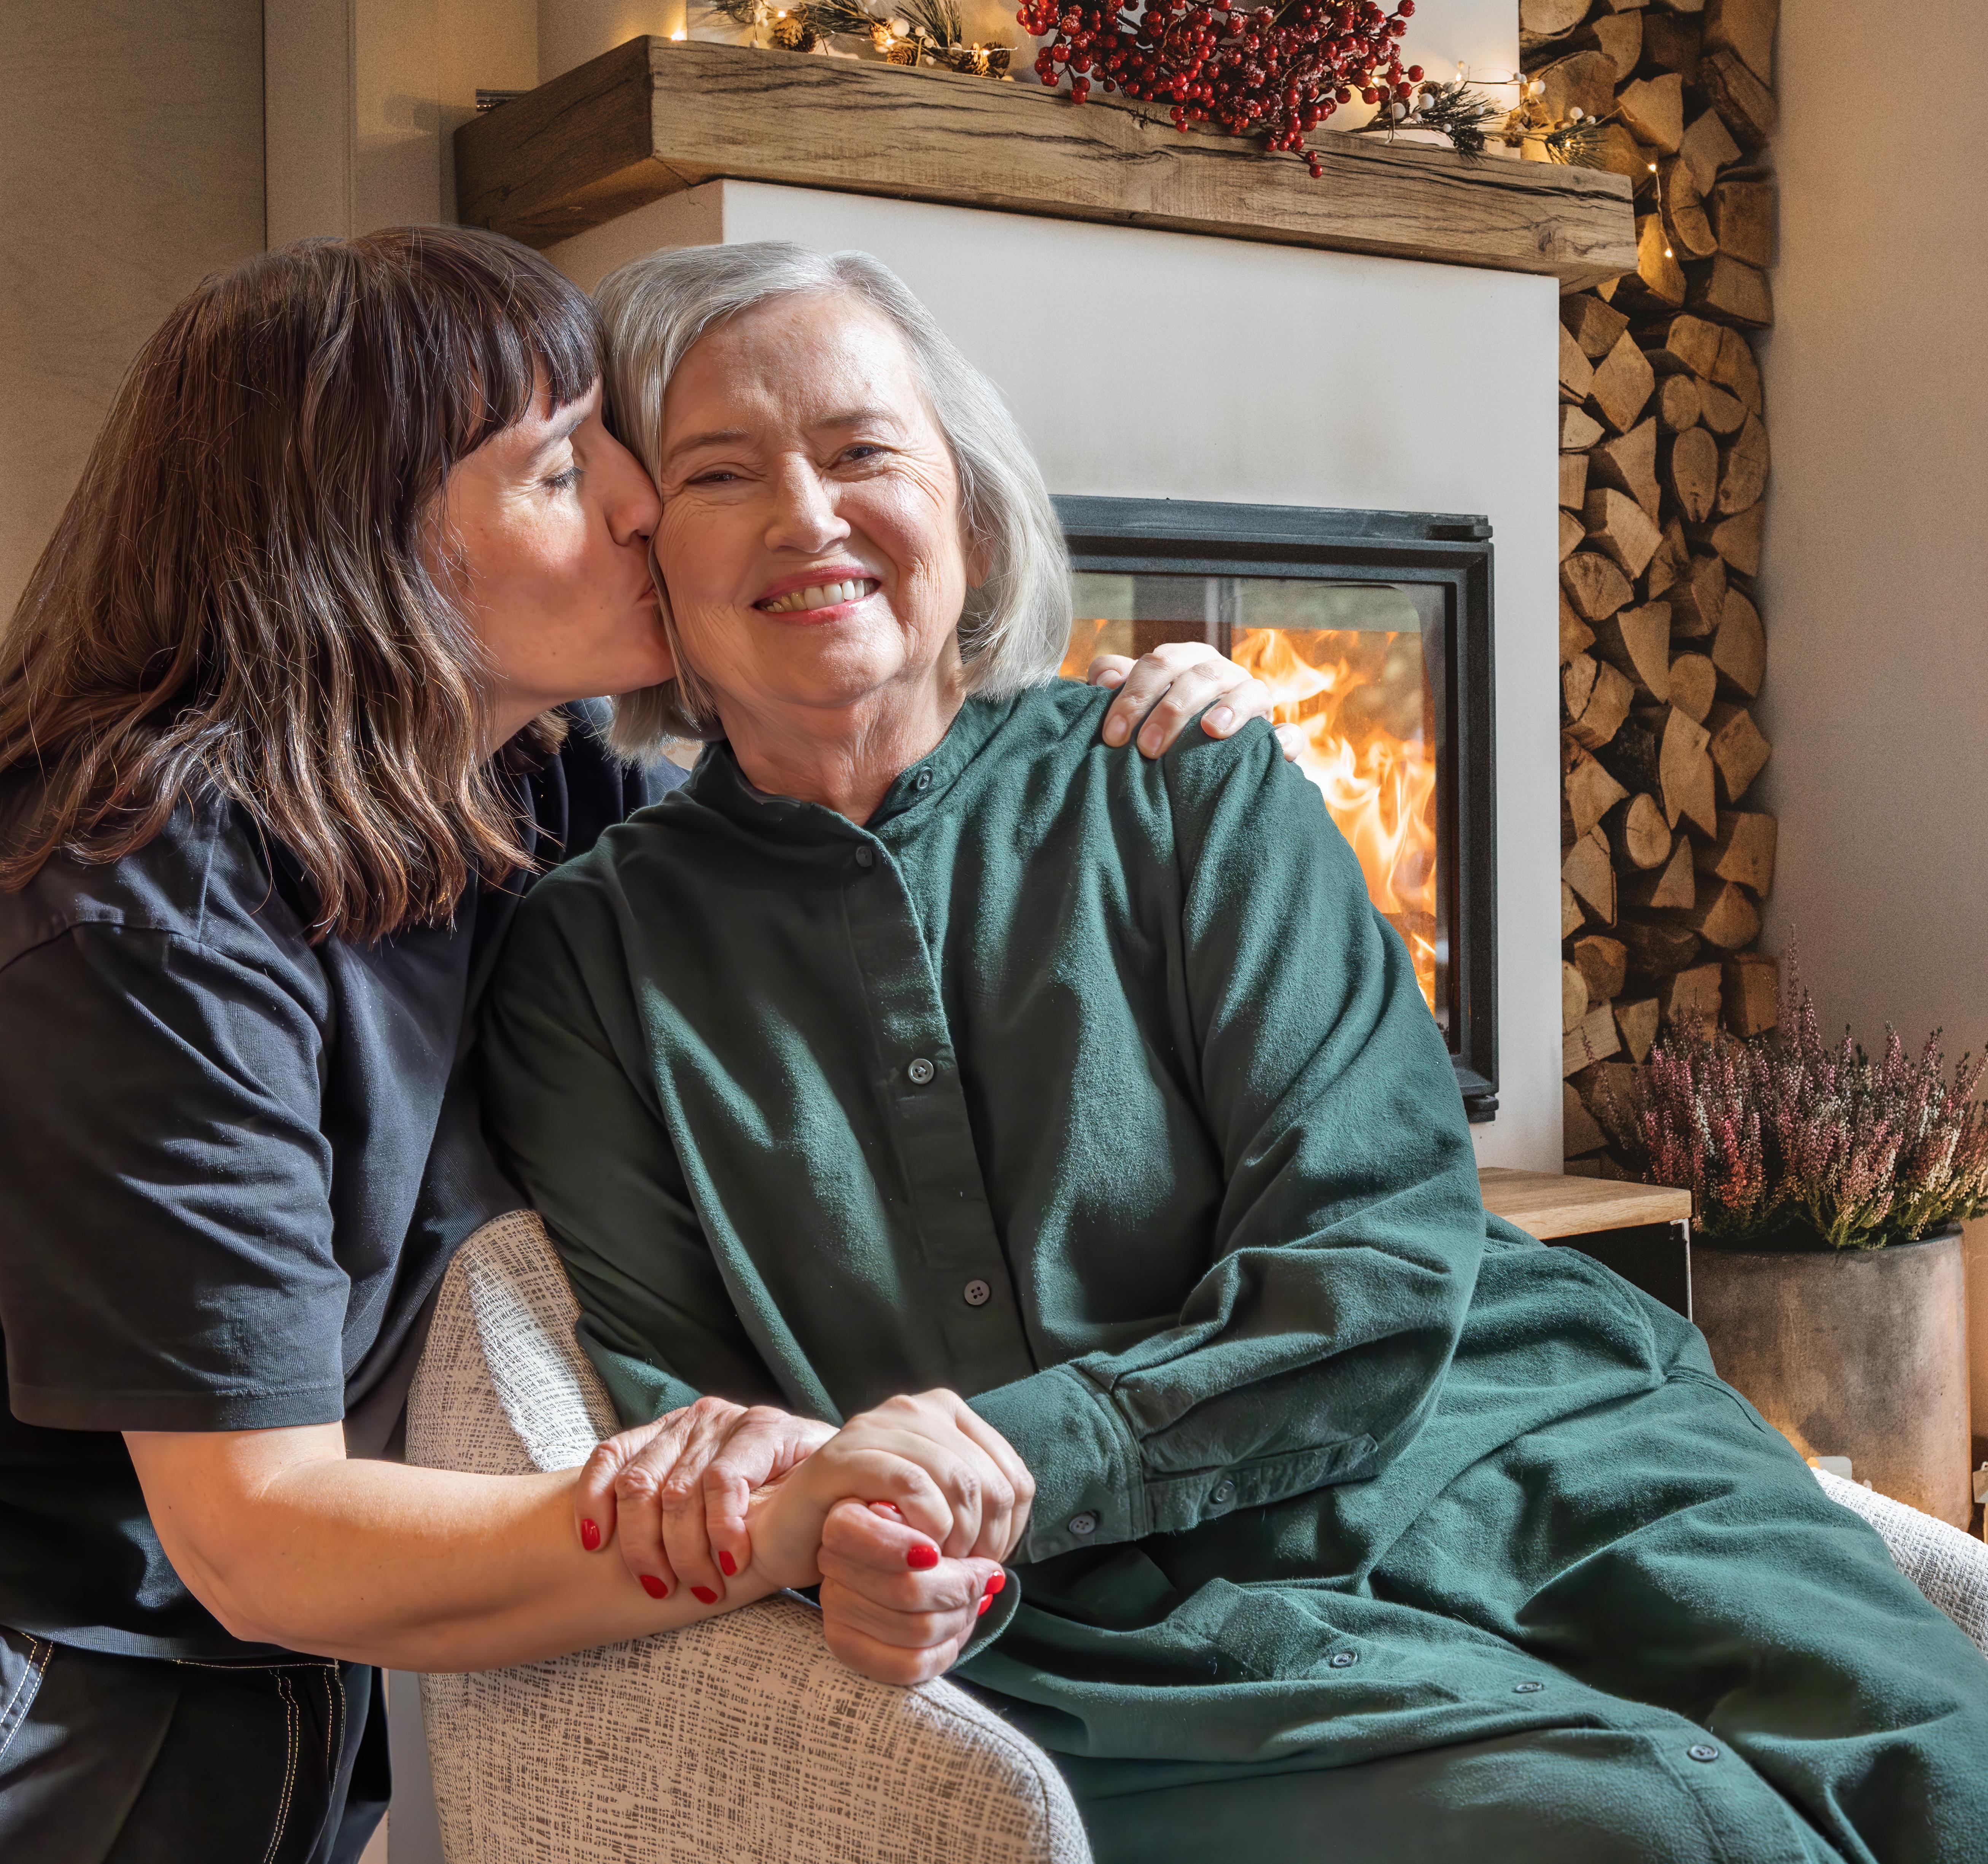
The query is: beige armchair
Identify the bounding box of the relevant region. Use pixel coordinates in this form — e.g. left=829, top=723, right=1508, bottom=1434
left=405, top=1210, right=1091, bottom=1864
left=406, top=1210, right=1988, bottom=1863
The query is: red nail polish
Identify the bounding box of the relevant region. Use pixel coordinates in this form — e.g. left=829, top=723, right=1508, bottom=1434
left=718, top=1550, right=737, bottom=1577
left=985, top=1571, right=1005, bottom=1596
left=907, top=1544, right=940, bottom=1571
left=977, top=1594, right=993, bottom=1615
left=640, top=1574, right=668, bottom=1600
left=691, top=1585, right=718, bottom=1604
left=579, top=1519, right=601, bottom=1552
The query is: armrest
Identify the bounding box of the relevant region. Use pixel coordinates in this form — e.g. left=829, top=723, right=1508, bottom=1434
left=409, top=1212, right=1091, bottom=1862
left=1815, top=1467, right=1988, bottom=1660
left=421, top=1592, right=1089, bottom=1863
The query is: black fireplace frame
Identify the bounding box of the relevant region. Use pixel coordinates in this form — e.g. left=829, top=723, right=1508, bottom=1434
left=1052, top=494, right=1499, bottom=1121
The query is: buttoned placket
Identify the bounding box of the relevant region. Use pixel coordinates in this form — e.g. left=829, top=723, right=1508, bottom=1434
left=839, top=798, right=1034, bottom=1396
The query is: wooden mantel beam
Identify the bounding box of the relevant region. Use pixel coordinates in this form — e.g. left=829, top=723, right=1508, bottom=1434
left=456, top=39, right=1636, bottom=290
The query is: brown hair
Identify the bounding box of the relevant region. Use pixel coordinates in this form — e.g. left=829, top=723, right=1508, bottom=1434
left=0, top=225, right=602, bottom=941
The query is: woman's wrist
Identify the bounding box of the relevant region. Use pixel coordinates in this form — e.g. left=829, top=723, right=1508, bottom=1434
left=742, top=1477, right=830, bottom=1591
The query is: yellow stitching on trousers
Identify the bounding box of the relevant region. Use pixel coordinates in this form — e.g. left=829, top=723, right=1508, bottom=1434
left=0, top=1636, right=51, bottom=1772
left=262, top=1672, right=300, bottom=1864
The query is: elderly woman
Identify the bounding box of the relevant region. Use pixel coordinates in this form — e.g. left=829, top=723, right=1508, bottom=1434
left=483, top=243, right=1988, bottom=1864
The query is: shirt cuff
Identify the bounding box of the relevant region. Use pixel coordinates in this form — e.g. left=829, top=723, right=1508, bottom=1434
left=969, top=1364, right=1147, bottom=1562
left=583, top=1337, right=706, bottom=1429
left=954, top=1566, right=1021, bottom=1662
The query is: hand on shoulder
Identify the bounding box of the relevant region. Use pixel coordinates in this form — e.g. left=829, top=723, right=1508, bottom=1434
left=1088, top=640, right=1304, bottom=762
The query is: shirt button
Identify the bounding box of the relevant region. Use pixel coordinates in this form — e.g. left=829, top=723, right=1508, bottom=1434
left=1687, top=1743, right=1719, bottom=1764
left=963, top=1279, right=991, bottom=1307
left=1068, top=1512, right=1098, bottom=1537
left=1211, top=1479, right=1237, bottom=1506
left=1327, top=1650, right=1358, bottom=1669
left=914, top=768, right=934, bottom=791
left=854, top=846, right=875, bottom=870
left=907, top=1057, right=935, bottom=1085
left=1514, top=1681, right=1546, bottom=1694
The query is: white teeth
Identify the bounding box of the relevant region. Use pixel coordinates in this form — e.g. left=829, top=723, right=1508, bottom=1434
left=762, top=578, right=871, bottom=614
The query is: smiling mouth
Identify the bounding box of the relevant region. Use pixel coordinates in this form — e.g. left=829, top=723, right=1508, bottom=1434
left=756, top=577, right=879, bottom=615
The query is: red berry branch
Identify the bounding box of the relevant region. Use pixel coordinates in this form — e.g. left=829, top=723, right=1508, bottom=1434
left=1017, top=0, right=1421, bottom=178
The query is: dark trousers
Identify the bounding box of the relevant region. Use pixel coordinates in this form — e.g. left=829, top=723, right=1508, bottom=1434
left=0, top=1625, right=388, bottom=1863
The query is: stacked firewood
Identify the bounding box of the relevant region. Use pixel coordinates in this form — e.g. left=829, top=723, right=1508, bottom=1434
left=1530, top=0, right=1780, bottom=1171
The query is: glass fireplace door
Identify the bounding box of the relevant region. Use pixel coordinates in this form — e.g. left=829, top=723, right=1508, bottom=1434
left=1061, top=576, right=1449, bottom=1033
left=1050, top=495, right=1496, bottom=1120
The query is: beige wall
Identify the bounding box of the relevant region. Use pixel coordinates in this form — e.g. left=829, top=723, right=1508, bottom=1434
left=0, top=1, right=266, bottom=619
left=1754, top=2, right=1988, bottom=1448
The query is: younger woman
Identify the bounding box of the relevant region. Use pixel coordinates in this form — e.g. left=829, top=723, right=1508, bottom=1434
left=0, top=225, right=1280, bottom=1862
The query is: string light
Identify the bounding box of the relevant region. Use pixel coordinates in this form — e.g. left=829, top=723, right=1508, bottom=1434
left=1646, top=159, right=1673, bottom=259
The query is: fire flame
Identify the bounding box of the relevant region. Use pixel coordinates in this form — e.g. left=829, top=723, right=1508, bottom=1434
left=1229, top=628, right=1441, bottom=1014
left=1059, top=621, right=1441, bottom=1015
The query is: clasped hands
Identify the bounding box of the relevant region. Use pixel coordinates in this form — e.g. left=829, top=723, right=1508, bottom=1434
left=572, top=1391, right=1034, bottom=1685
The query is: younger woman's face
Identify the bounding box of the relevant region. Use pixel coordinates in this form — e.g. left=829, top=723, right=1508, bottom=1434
left=440, top=377, right=672, bottom=747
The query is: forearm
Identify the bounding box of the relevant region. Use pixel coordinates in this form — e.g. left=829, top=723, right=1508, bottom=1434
left=137, top=1444, right=779, bottom=1671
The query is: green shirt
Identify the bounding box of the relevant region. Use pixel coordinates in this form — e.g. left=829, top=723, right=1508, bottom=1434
left=486, top=682, right=1491, bottom=1547
left=483, top=684, right=1773, bottom=1770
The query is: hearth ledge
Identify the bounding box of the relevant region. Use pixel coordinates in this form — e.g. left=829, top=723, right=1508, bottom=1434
left=455, top=38, right=1637, bottom=291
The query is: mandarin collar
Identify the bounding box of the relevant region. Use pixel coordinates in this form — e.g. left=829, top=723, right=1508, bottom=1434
left=683, top=694, right=1017, bottom=842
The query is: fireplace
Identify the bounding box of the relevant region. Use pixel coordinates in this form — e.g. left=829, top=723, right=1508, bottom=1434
left=1053, top=496, right=1498, bottom=1120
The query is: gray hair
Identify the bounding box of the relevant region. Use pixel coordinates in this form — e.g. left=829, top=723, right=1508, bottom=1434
left=593, top=242, right=1071, bottom=753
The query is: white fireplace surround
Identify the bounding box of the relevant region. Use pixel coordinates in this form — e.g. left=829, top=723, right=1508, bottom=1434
left=546, top=180, right=1563, bottom=1170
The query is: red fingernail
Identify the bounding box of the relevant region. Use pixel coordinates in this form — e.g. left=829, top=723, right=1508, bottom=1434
left=691, top=1585, right=718, bottom=1604
left=977, top=1594, right=993, bottom=1615
left=907, top=1544, right=940, bottom=1571
left=718, top=1550, right=737, bottom=1576
left=579, top=1519, right=601, bottom=1552
left=985, top=1571, right=1005, bottom=1596
left=640, top=1574, right=668, bottom=1600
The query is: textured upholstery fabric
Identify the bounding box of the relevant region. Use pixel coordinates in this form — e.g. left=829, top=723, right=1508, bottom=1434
left=404, top=1210, right=1093, bottom=1864
left=1813, top=1467, right=1988, bottom=1659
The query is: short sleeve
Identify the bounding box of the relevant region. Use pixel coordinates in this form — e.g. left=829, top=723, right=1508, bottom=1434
left=0, top=925, right=349, bottom=1431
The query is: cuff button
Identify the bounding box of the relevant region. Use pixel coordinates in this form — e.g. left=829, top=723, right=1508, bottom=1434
left=1068, top=1512, right=1098, bottom=1536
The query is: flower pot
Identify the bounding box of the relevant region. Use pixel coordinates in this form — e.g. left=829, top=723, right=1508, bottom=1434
left=1690, top=1225, right=1972, bottom=1528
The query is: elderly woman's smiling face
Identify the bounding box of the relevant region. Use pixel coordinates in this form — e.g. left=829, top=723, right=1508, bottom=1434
left=652, top=290, right=980, bottom=749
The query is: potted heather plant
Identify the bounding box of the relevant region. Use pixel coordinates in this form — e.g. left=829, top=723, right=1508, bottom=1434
left=1604, top=981, right=1988, bottom=1527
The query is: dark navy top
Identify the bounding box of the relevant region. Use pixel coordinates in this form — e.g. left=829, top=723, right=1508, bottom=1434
left=0, top=703, right=679, bottom=1659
